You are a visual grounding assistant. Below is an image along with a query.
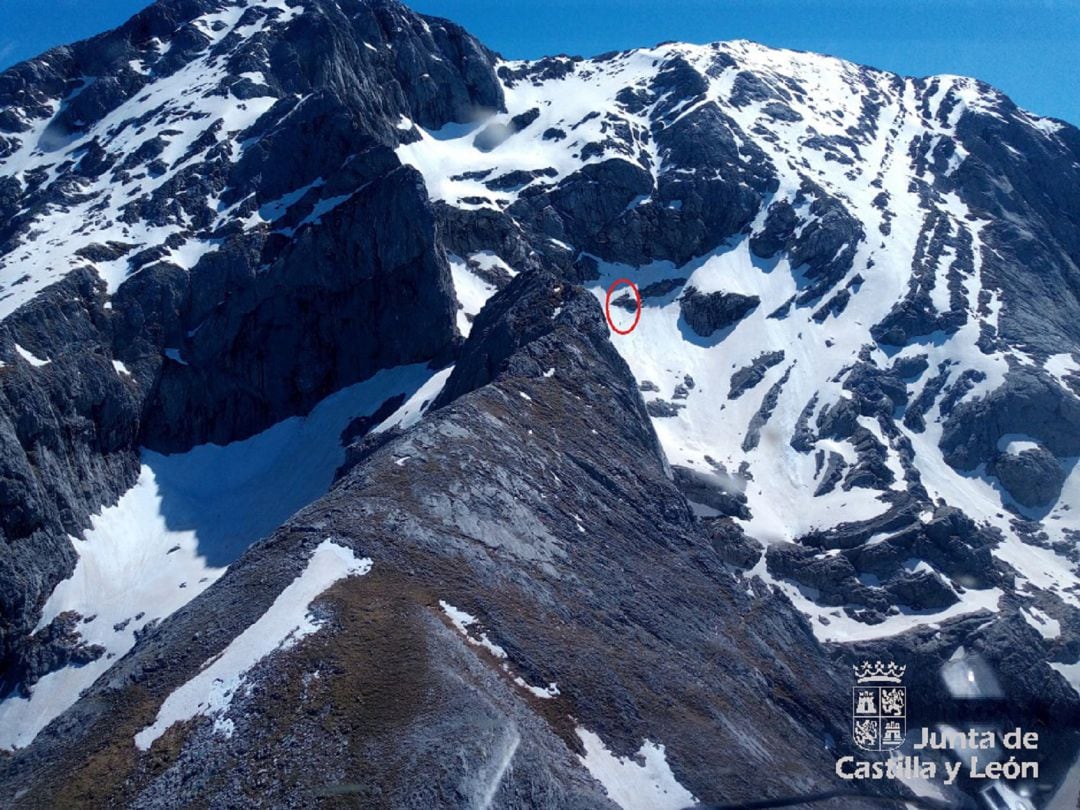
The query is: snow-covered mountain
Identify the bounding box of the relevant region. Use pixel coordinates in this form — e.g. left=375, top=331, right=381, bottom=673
left=397, top=39, right=1080, bottom=639
left=1, top=0, right=1079, bottom=806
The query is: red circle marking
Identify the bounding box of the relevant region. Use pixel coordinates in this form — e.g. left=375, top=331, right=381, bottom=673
left=604, top=278, right=642, bottom=335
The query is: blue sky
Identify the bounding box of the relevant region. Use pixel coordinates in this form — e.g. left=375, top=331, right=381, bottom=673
left=1, top=0, right=1076, bottom=125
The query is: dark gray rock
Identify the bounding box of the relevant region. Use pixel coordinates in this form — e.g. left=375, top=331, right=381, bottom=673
left=814, top=450, right=846, bottom=497
left=890, top=354, right=929, bottom=380
left=843, top=361, right=909, bottom=417
left=612, top=277, right=687, bottom=311
left=903, top=362, right=950, bottom=433
left=729, top=350, right=785, bottom=400
left=645, top=398, right=684, bottom=418
left=940, top=367, right=1080, bottom=472
left=990, top=446, right=1066, bottom=507
left=790, top=394, right=820, bottom=453
left=816, top=396, right=860, bottom=441
left=0, top=269, right=142, bottom=689
left=948, top=94, right=1080, bottom=355
left=841, top=426, right=894, bottom=491
left=506, top=85, right=777, bottom=267
left=435, top=203, right=546, bottom=277
left=753, top=182, right=863, bottom=307
left=801, top=500, right=921, bottom=551
left=742, top=365, right=792, bottom=452
left=142, top=162, right=458, bottom=451
left=2, top=612, right=105, bottom=698
left=671, top=464, right=750, bottom=519
left=884, top=570, right=958, bottom=611
left=680, top=287, right=759, bottom=338
left=701, top=517, right=761, bottom=568
left=750, top=201, right=799, bottom=258
left=766, top=543, right=877, bottom=609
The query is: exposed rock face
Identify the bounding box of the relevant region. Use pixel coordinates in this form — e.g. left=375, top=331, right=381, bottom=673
left=0, top=271, right=143, bottom=694
left=670, top=464, right=751, bottom=519
left=3, top=612, right=105, bottom=699
left=991, top=446, right=1066, bottom=507
left=729, top=349, right=784, bottom=399
left=779, top=502, right=1006, bottom=624
left=680, top=287, right=759, bottom=337
left=752, top=182, right=864, bottom=306
left=940, top=367, right=1080, bottom=473
left=141, top=160, right=458, bottom=451
left=497, top=55, right=778, bottom=268
left=0, top=0, right=501, bottom=695
left=701, top=517, right=762, bottom=568
left=949, top=91, right=1080, bottom=355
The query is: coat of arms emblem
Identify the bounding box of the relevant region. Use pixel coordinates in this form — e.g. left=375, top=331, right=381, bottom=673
left=852, top=660, right=906, bottom=751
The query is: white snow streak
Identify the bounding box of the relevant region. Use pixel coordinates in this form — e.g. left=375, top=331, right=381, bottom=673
left=134, top=540, right=371, bottom=750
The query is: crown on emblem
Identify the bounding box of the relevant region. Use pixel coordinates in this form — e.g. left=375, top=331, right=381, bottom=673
left=854, top=660, right=906, bottom=684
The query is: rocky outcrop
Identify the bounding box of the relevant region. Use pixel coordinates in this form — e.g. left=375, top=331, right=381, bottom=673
left=3, top=612, right=105, bottom=699
left=501, top=56, right=778, bottom=268
left=940, top=367, right=1080, bottom=474
left=701, top=517, right=762, bottom=568
left=950, top=92, right=1080, bottom=355
left=670, top=464, right=750, bottom=519
left=742, top=364, right=792, bottom=452
left=0, top=270, right=142, bottom=694
left=990, top=446, right=1066, bottom=507
left=770, top=503, right=1003, bottom=623
left=751, top=182, right=864, bottom=306
left=141, top=160, right=458, bottom=451
left=680, top=287, right=759, bottom=338
left=728, top=350, right=785, bottom=399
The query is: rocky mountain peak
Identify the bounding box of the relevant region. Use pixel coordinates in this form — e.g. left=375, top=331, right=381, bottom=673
left=1, top=2, right=1080, bottom=807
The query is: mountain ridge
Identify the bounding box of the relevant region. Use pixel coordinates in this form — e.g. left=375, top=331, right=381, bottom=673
left=0, top=0, right=1079, bottom=806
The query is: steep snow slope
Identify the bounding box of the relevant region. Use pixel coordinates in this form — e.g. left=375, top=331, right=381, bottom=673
left=397, top=40, right=1080, bottom=640
left=0, top=362, right=441, bottom=749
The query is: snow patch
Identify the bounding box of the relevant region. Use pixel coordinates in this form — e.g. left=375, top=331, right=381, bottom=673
left=513, top=677, right=560, bottom=699
left=372, top=365, right=453, bottom=434
left=134, top=539, right=371, bottom=750
left=575, top=728, right=697, bottom=810
left=14, top=344, right=49, bottom=367
left=1021, top=606, right=1061, bottom=640
left=998, top=434, right=1041, bottom=456
left=439, top=600, right=508, bottom=659
left=449, top=255, right=498, bottom=337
